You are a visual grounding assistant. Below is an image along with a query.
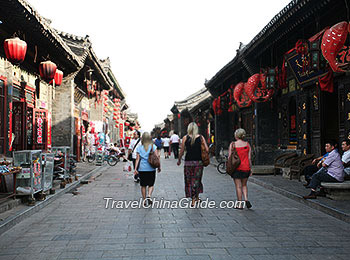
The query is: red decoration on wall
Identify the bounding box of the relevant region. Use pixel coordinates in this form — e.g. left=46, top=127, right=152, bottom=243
left=233, top=82, right=252, bottom=108
left=54, top=69, right=63, bottom=86
left=39, top=61, right=57, bottom=81
left=321, top=21, right=349, bottom=72
left=4, top=37, right=27, bottom=64
left=318, top=66, right=334, bottom=93
left=244, top=73, right=274, bottom=102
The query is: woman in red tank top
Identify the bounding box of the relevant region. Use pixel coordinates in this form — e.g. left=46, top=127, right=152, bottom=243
left=228, top=128, right=252, bottom=209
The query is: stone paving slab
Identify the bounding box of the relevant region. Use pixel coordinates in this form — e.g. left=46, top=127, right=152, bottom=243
left=250, top=175, right=350, bottom=222
left=0, top=156, right=349, bottom=259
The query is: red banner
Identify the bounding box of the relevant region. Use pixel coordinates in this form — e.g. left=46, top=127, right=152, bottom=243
left=119, top=123, right=124, bottom=139
left=47, top=112, right=52, bottom=148
left=37, top=117, right=43, bottom=144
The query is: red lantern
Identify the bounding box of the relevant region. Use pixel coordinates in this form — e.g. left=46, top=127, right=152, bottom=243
left=125, top=122, right=130, bottom=126
left=113, top=108, right=118, bottom=111
left=113, top=116, right=117, bottom=120
left=113, top=112, right=117, bottom=116
left=321, top=21, right=349, bottom=72
left=233, top=82, right=252, bottom=108
left=130, top=127, right=134, bottom=131
left=54, top=69, right=63, bottom=86
left=115, top=124, right=119, bottom=128
left=103, top=107, right=108, bottom=113
left=39, top=61, right=57, bottom=81
left=103, top=102, right=108, bottom=107
left=4, top=37, right=27, bottom=64
left=244, top=73, right=274, bottom=103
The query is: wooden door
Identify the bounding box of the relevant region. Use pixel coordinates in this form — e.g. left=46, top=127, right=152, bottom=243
left=12, top=101, right=27, bottom=151
left=0, top=79, right=5, bottom=155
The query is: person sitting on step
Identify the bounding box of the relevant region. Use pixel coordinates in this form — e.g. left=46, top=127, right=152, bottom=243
left=341, top=139, right=350, bottom=179
left=303, top=140, right=344, bottom=199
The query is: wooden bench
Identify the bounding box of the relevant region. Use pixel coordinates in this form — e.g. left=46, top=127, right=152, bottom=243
left=274, top=152, right=298, bottom=176
left=321, top=181, right=350, bottom=200
left=289, top=154, right=314, bottom=181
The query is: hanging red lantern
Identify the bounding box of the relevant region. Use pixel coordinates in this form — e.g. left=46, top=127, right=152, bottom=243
left=244, top=73, right=274, bottom=103
left=103, top=102, right=108, bottom=107
left=4, top=37, right=27, bottom=64
left=39, top=61, right=57, bottom=81
left=130, top=127, right=134, bottom=131
left=125, top=122, right=130, bottom=126
left=54, top=69, right=63, bottom=86
left=234, top=82, right=252, bottom=108
left=103, top=107, right=108, bottom=113
left=113, top=112, right=117, bottom=116
left=113, top=116, right=117, bottom=120
left=113, top=108, right=118, bottom=111
left=321, top=21, right=350, bottom=72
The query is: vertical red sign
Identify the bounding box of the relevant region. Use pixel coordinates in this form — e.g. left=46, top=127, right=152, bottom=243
left=47, top=112, right=52, bottom=148
left=37, top=117, right=43, bottom=144
left=119, top=123, right=124, bottom=139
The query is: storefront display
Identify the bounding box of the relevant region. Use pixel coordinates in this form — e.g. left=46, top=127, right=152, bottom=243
left=13, top=150, right=43, bottom=195
left=42, top=153, right=54, bottom=191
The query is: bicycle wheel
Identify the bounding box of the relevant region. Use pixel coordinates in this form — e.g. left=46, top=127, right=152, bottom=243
left=87, top=154, right=95, bottom=163
left=217, top=162, right=227, bottom=174
left=107, top=155, right=119, bottom=166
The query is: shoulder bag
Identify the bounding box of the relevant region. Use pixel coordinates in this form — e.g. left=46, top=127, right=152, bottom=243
left=200, top=135, right=210, bottom=167
left=226, top=142, right=241, bottom=176
left=148, top=145, right=160, bottom=169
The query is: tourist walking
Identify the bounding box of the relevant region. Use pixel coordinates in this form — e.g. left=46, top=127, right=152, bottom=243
left=128, top=131, right=142, bottom=183
left=162, top=135, right=170, bottom=159
left=134, top=132, right=161, bottom=206
left=154, top=135, right=163, bottom=153
left=177, top=122, right=208, bottom=207
left=170, top=131, right=180, bottom=159
left=229, top=128, right=252, bottom=209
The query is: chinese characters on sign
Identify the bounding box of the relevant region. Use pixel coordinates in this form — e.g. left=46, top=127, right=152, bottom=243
left=37, top=117, right=43, bottom=144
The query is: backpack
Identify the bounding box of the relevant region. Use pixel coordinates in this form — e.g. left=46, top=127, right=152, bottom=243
left=154, top=139, right=162, bottom=149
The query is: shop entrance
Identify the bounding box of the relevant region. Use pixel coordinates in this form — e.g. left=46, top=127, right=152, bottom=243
left=0, top=79, right=5, bottom=155
left=321, top=86, right=339, bottom=151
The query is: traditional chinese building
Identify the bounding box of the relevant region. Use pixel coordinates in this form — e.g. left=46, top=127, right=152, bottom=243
left=206, top=0, right=350, bottom=164
left=0, top=0, right=81, bottom=156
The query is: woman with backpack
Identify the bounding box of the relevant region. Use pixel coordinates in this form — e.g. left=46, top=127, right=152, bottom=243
left=177, top=122, right=208, bottom=207
left=228, top=128, right=252, bottom=209
left=135, top=132, right=161, bottom=206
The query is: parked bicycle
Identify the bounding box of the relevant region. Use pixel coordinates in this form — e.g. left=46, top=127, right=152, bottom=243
left=217, top=154, right=228, bottom=174
left=87, top=150, right=120, bottom=166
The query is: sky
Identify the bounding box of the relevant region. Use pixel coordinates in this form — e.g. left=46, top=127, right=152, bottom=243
left=28, top=0, right=291, bottom=132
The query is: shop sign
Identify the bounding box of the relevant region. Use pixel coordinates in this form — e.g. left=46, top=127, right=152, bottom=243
left=37, top=117, right=43, bottom=144
left=286, top=50, right=327, bottom=86
left=337, top=45, right=350, bottom=65
left=119, top=123, right=124, bottom=139
left=33, top=161, right=41, bottom=187
left=47, top=112, right=52, bottom=148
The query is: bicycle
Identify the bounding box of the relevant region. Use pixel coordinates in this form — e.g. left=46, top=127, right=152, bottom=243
left=217, top=154, right=228, bottom=174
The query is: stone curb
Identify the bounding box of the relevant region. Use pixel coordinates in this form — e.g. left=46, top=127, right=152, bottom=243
left=249, top=176, right=350, bottom=223
left=0, top=164, right=108, bottom=234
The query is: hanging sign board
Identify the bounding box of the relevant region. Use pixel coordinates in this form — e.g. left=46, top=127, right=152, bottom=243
left=286, top=50, right=327, bottom=86
left=37, top=117, right=43, bottom=144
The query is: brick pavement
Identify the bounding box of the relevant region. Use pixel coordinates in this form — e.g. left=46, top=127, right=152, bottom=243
left=0, top=157, right=349, bottom=260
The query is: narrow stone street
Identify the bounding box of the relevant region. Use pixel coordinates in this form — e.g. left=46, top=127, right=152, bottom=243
left=0, top=157, right=349, bottom=260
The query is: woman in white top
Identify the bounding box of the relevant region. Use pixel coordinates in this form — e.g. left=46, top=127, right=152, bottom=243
left=162, top=135, right=170, bottom=159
